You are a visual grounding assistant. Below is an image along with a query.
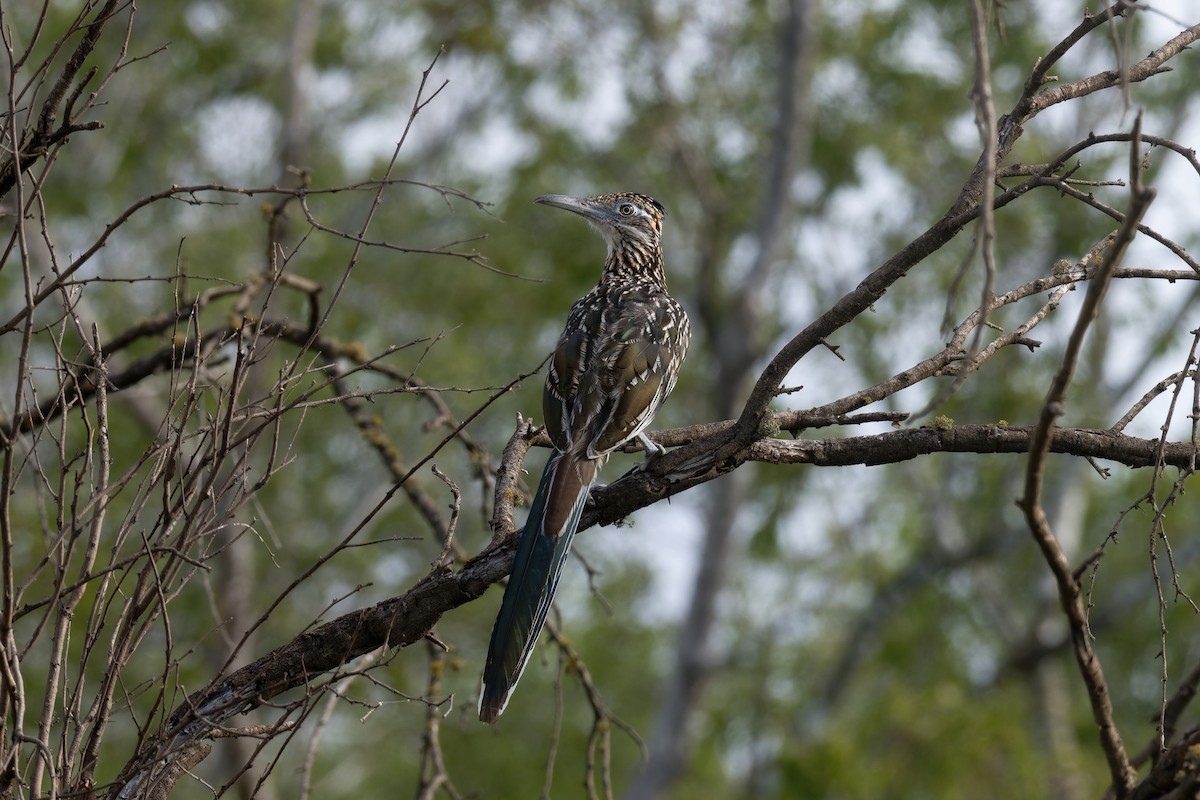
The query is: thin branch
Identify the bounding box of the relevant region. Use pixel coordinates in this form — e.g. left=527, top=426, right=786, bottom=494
left=719, top=9, right=1199, bottom=460
left=1017, top=115, right=1155, bottom=798
left=415, top=642, right=461, bottom=800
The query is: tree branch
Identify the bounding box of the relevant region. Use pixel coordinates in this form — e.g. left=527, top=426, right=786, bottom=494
left=112, top=410, right=1200, bottom=794
left=721, top=8, right=1199, bottom=460
left=1018, top=115, right=1156, bottom=798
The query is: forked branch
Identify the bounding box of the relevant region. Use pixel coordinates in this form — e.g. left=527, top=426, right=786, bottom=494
left=1018, top=115, right=1156, bottom=798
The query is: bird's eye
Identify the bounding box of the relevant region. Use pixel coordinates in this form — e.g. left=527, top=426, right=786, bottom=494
left=618, top=203, right=636, bottom=216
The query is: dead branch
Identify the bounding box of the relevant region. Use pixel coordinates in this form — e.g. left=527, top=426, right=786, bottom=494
left=1018, top=115, right=1156, bottom=798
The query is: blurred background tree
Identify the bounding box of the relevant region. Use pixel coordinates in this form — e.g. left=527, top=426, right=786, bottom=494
left=3, top=1, right=1200, bottom=798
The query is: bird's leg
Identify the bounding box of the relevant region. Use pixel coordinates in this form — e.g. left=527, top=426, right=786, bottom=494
left=638, top=431, right=666, bottom=462
left=615, top=432, right=667, bottom=478
left=592, top=435, right=670, bottom=496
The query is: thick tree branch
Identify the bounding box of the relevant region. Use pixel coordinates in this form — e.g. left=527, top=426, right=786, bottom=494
left=113, top=410, right=1200, bottom=795
left=111, top=551, right=501, bottom=798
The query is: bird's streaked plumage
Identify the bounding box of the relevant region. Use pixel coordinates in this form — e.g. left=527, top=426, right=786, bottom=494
left=479, top=192, right=690, bottom=723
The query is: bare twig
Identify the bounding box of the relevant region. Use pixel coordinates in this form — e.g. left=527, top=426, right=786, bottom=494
left=415, top=642, right=461, bottom=800
left=430, top=466, right=462, bottom=569
left=1017, top=115, right=1155, bottom=798
left=920, top=0, right=998, bottom=415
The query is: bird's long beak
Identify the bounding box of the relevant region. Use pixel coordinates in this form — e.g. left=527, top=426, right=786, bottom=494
left=534, top=194, right=606, bottom=223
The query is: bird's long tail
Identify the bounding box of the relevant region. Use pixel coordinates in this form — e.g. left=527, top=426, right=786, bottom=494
left=479, top=451, right=596, bottom=723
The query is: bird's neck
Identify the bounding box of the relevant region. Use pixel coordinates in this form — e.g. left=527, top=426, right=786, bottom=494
left=602, top=240, right=667, bottom=288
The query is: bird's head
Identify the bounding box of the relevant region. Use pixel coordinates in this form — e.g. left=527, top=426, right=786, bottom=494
left=535, top=192, right=667, bottom=265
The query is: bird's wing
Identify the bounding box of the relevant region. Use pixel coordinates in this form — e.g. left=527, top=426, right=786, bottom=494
left=545, top=284, right=689, bottom=459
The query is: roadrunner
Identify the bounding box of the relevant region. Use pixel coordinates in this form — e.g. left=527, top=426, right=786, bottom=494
left=479, top=192, right=691, bottom=723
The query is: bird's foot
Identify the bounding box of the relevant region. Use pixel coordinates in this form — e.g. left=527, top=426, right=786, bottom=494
left=639, top=432, right=666, bottom=461
left=622, top=432, right=667, bottom=477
